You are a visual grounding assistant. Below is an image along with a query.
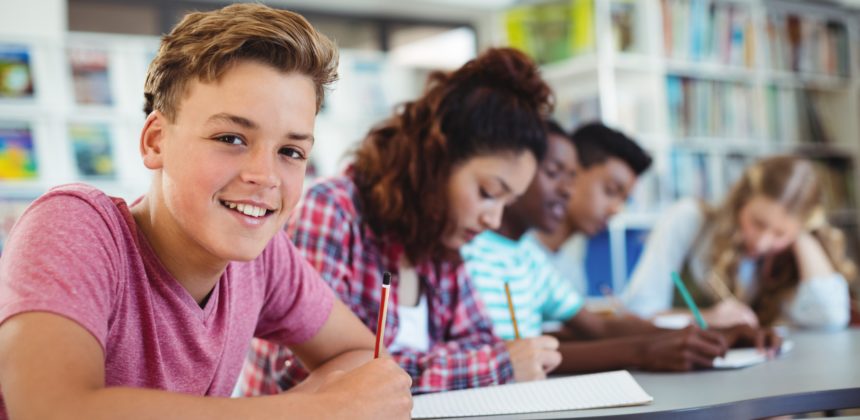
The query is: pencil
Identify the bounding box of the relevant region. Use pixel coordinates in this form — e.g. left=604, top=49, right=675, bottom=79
left=504, top=281, right=521, bottom=340
left=374, top=271, right=392, bottom=358
left=671, top=271, right=708, bottom=330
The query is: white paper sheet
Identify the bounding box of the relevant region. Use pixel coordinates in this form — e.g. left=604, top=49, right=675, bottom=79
left=712, top=340, right=794, bottom=369
left=411, top=370, right=653, bottom=419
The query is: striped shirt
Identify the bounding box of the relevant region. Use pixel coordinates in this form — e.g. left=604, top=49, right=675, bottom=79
left=462, top=231, right=584, bottom=340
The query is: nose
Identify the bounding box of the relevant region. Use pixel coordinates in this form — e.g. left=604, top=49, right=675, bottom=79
left=608, top=198, right=625, bottom=217
left=240, top=147, right=280, bottom=188
left=480, top=202, right=505, bottom=230
left=558, top=179, right=574, bottom=201
left=753, top=233, right=774, bottom=255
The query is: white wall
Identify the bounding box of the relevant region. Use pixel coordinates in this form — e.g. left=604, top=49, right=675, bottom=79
left=0, top=0, right=66, bottom=41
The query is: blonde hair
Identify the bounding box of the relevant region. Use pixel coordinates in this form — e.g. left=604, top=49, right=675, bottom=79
left=704, top=155, right=855, bottom=325
left=144, top=3, right=338, bottom=121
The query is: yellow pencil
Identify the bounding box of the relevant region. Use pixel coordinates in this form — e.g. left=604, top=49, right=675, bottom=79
left=504, top=282, right=520, bottom=340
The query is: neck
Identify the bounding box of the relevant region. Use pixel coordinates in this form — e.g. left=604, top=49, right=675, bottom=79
left=535, top=219, right=577, bottom=252
left=131, top=191, right=226, bottom=305
left=497, top=214, right=529, bottom=241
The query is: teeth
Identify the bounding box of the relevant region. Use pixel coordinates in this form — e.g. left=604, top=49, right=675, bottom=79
left=223, top=201, right=269, bottom=218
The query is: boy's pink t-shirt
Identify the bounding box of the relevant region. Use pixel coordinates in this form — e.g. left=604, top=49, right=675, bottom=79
left=0, top=184, right=334, bottom=415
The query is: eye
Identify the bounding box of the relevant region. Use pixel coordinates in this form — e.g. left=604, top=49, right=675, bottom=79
left=215, top=134, right=244, bottom=145
left=544, top=167, right=560, bottom=179
left=479, top=187, right=492, bottom=199
left=279, top=146, right=305, bottom=160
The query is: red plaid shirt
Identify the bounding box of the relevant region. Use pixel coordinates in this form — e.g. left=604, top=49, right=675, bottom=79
left=239, top=174, right=513, bottom=395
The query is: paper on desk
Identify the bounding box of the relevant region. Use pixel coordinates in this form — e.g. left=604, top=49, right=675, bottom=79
left=411, top=370, right=653, bottom=419
left=712, top=340, right=794, bottom=369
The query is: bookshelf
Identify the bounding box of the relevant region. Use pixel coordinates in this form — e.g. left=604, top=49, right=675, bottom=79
left=497, top=0, right=860, bottom=295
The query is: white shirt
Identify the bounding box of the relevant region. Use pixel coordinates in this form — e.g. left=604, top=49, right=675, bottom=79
left=388, top=294, right=430, bottom=353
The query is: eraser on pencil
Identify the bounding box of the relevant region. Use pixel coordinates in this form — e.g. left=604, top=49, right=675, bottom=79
left=382, top=271, right=391, bottom=286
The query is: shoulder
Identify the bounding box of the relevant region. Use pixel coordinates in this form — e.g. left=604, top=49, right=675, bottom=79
left=669, top=198, right=708, bottom=222
left=19, top=183, right=129, bottom=239
left=300, top=175, right=361, bottom=224
left=652, top=198, right=708, bottom=237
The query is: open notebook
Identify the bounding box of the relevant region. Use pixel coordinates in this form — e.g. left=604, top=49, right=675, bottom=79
left=411, top=370, right=653, bottom=419
left=712, top=340, right=794, bottom=369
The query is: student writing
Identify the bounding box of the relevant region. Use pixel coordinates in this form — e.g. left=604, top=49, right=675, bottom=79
left=239, top=48, right=563, bottom=395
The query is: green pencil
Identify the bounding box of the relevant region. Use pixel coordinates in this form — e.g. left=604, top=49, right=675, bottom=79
left=672, top=271, right=708, bottom=329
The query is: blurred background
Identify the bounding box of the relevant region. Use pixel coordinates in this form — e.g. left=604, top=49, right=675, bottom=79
left=2, top=0, right=860, bottom=299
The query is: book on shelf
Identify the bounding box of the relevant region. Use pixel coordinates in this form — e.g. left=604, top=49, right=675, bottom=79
left=69, top=47, right=113, bottom=106
left=0, top=197, right=35, bottom=255
left=68, top=122, right=116, bottom=180
left=504, top=0, right=594, bottom=65
left=0, top=44, right=34, bottom=100
left=556, top=96, right=600, bottom=132
left=666, top=76, right=764, bottom=140
left=611, top=1, right=637, bottom=53
left=0, top=121, right=38, bottom=181
left=723, top=151, right=755, bottom=187
left=809, top=157, right=856, bottom=211
left=765, top=12, right=849, bottom=77
left=661, top=0, right=754, bottom=67
left=670, top=148, right=710, bottom=201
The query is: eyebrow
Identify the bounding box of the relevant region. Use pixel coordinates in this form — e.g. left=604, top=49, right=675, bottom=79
left=494, top=176, right=513, bottom=194
left=206, top=112, right=315, bottom=144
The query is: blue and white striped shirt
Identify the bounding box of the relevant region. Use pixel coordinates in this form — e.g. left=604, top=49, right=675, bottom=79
left=462, top=231, right=584, bottom=340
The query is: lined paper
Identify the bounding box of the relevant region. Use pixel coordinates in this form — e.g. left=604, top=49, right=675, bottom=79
left=411, top=370, right=653, bottom=418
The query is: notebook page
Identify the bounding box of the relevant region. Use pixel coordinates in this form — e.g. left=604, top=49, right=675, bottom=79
left=713, top=340, right=794, bottom=369
left=412, top=370, right=653, bottom=419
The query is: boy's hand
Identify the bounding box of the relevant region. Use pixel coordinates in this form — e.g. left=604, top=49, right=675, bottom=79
left=703, top=298, right=760, bottom=328
left=717, top=324, right=783, bottom=357
left=638, top=327, right=728, bottom=371
left=311, top=357, right=413, bottom=419
left=505, top=335, right=562, bottom=381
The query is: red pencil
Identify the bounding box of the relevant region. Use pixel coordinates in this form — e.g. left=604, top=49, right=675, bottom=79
left=374, top=271, right=392, bottom=358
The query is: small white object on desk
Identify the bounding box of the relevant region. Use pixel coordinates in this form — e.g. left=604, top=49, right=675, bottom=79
left=713, top=340, right=794, bottom=369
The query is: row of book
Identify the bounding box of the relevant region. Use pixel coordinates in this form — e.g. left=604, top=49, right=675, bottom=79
left=667, top=76, right=838, bottom=144
left=0, top=121, right=117, bottom=182
left=0, top=43, right=121, bottom=105
left=660, top=0, right=850, bottom=77
left=661, top=0, right=754, bottom=67
left=812, top=157, right=857, bottom=211
left=666, top=76, right=767, bottom=141
left=764, top=13, right=850, bottom=77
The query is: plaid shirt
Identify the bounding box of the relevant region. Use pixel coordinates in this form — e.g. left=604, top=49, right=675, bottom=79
left=239, top=174, right=513, bottom=395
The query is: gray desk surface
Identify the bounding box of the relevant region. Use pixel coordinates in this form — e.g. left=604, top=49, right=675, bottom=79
left=454, top=328, right=860, bottom=419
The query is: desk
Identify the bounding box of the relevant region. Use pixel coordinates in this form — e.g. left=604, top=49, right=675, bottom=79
left=459, top=329, right=860, bottom=419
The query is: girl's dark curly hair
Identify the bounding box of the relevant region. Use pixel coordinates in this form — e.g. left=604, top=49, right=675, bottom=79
left=352, top=47, right=553, bottom=263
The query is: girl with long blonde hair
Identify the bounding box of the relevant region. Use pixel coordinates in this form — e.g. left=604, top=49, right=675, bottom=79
left=624, top=155, right=854, bottom=329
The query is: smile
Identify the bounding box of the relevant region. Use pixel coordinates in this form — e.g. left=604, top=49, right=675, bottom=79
left=220, top=200, right=275, bottom=218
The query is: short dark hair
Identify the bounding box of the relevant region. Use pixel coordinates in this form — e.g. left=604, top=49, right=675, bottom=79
left=570, top=121, right=651, bottom=175
left=546, top=119, right=567, bottom=138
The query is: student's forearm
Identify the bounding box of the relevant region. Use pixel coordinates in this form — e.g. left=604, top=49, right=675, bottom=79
left=556, top=337, right=645, bottom=374
left=567, top=313, right=660, bottom=340
left=794, top=234, right=837, bottom=280
left=293, top=349, right=373, bottom=393
left=19, top=387, right=326, bottom=420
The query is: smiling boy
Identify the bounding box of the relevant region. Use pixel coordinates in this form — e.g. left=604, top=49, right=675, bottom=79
left=0, top=4, right=411, bottom=420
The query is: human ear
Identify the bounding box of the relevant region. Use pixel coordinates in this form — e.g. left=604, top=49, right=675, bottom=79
left=140, top=111, right=166, bottom=170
